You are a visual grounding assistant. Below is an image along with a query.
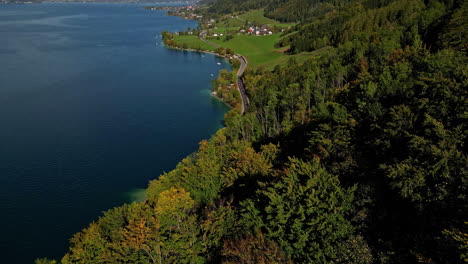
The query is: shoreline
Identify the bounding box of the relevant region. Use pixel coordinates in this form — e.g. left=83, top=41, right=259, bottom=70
left=157, top=3, right=239, bottom=107
left=163, top=43, right=243, bottom=111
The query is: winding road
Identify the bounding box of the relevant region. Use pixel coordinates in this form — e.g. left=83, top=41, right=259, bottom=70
left=199, top=32, right=249, bottom=114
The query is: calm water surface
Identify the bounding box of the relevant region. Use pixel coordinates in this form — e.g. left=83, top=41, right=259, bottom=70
left=0, top=3, right=230, bottom=263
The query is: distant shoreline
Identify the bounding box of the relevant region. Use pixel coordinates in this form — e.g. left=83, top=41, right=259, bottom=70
left=43, top=1, right=192, bottom=4
left=0, top=1, right=194, bottom=4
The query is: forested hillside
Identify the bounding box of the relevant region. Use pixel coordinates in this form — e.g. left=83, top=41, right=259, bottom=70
left=204, top=0, right=353, bottom=22
left=39, top=0, right=467, bottom=263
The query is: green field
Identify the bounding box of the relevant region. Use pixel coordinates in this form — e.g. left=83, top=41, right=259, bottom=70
left=170, top=10, right=318, bottom=70
left=237, top=9, right=278, bottom=25
left=212, top=26, right=239, bottom=34
left=217, top=9, right=295, bottom=28
left=210, top=35, right=282, bottom=68
left=173, top=35, right=217, bottom=52
left=208, top=34, right=323, bottom=69
left=204, top=9, right=300, bottom=69
left=218, top=16, right=244, bottom=28
left=269, top=46, right=334, bottom=67
left=172, top=34, right=327, bottom=70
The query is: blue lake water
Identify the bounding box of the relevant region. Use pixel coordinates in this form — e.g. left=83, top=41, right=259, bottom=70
left=0, top=3, right=230, bottom=263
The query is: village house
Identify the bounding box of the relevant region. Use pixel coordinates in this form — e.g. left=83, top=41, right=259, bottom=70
left=241, top=25, right=273, bottom=36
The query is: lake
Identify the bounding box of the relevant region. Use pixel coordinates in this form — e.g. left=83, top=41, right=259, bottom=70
left=0, top=3, right=230, bottom=263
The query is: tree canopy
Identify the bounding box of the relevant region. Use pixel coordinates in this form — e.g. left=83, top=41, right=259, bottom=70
left=42, top=0, right=467, bottom=263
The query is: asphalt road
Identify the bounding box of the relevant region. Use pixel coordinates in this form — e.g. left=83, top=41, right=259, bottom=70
left=199, top=32, right=249, bottom=114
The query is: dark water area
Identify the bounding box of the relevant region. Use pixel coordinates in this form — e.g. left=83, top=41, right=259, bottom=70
left=0, top=3, right=230, bottom=263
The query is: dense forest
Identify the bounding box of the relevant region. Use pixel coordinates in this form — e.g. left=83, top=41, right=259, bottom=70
left=38, top=0, right=467, bottom=263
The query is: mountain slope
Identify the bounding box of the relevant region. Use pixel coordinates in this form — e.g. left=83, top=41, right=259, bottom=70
left=39, top=0, right=467, bottom=263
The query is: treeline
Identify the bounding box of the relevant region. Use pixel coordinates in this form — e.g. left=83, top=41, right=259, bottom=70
left=202, top=0, right=342, bottom=22
left=280, top=0, right=467, bottom=53
left=203, top=0, right=271, bottom=15
left=38, top=0, right=467, bottom=263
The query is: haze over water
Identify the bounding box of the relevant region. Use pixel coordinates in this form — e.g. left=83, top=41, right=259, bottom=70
left=0, top=3, right=230, bottom=263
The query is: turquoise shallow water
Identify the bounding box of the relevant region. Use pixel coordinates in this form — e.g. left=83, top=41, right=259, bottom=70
left=0, top=3, right=230, bottom=263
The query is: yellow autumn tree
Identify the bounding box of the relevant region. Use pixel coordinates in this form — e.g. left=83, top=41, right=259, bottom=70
left=120, top=218, right=158, bottom=263
left=222, top=146, right=272, bottom=187
left=155, top=187, right=203, bottom=264
left=155, top=187, right=195, bottom=225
